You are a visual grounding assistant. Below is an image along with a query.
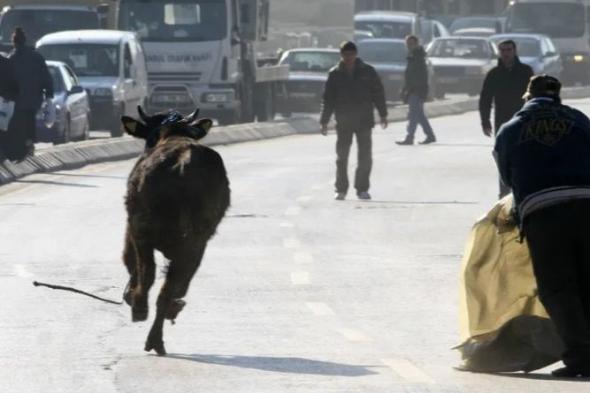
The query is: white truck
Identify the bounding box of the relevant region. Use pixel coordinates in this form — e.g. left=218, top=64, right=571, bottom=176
left=505, top=0, right=590, bottom=84
left=115, top=0, right=288, bottom=124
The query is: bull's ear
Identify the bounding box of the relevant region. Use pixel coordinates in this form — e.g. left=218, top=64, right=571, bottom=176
left=188, top=118, right=213, bottom=140
left=121, top=116, right=148, bottom=139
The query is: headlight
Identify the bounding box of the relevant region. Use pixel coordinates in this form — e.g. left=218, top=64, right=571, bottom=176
left=94, top=88, right=113, bottom=97
left=203, top=92, right=231, bottom=103
left=574, top=55, right=585, bottom=63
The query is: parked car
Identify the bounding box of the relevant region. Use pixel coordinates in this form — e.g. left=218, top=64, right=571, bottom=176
left=276, top=48, right=340, bottom=116
left=450, top=16, right=503, bottom=35
left=36, top=60, right=90, bottom=144
left=37, top=30, right=148, bottom=137
left=427, top=37, right=497, bottom=98
left=490, top=33, right=563, bottom=76
left=358, top=38, right=436, bottom=102
left=354, top=11, right=433, bottom=45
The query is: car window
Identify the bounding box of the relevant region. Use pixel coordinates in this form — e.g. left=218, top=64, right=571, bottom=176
left=38, top=44, right=120, bottom=77
left=63, top=65, right=79, bottom=90
left=280, top=51, right=340, bottom=72
left=355, top=20, right=413, bottom=39
left=48, top=66, right=65, bottom=93
left=358, top=41, right=407, bottom=64
left=429, top=39, right=490, bottom=59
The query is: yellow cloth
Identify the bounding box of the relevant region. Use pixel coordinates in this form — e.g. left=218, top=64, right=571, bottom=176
left=458, top=196, right=549, bottom=343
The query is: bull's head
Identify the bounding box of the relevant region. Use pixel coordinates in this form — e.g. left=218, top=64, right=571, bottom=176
left=121, top=106, right=213, bottom=149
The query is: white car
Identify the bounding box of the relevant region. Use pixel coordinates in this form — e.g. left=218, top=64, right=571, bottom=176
left=37, top=30, right=148, bottom=137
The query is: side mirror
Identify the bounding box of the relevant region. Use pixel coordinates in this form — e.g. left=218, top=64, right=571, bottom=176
left=545, top=51, right=557, bottom=58
left=69, top=85, right=85, bottom=95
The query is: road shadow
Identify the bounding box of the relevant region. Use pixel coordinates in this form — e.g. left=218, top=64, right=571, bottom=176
left=15, top=179, right=97, bottom=188
left=164, top=353, right=380, bottom=377
left=487, top=371, right=590, bottom=382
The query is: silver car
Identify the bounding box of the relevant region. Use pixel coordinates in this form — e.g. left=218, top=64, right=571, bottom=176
left=490, top=34, right=563, bottom=77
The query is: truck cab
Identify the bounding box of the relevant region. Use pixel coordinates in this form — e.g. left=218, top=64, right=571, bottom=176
left=117, top=0, right=287, bottom=124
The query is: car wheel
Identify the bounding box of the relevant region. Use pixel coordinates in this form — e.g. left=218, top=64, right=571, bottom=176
left=110, top=104, right=124, bottom=137
left=81, top=118, right=90, bottom=141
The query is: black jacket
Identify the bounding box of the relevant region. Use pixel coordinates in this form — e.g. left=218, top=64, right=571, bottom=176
left=320, top=58, right=387, bottom=129
left=479, top=57, right=533, bottom=131
left=9, top=46, right=53, bottom=111
left=494, top=98, right=590, bottom=208
left=0, top=55, right=17, bottom=101
left=402, top=46, right=429, bottom=100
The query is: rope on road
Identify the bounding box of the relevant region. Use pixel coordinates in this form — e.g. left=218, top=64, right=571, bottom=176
left=33, top=281, right=124, bottom=305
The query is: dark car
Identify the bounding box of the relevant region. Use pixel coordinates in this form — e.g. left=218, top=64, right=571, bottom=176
left=276, top=48, right=341, bottom=116
left=358, top=38, right=436, bottom=102
left=427, top=37, right=497, bottom=98
left=36, top=60, right=90, bottom=144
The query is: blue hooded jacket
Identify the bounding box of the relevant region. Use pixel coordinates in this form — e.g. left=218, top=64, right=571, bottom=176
left=494, top=97, right=590, bottom=220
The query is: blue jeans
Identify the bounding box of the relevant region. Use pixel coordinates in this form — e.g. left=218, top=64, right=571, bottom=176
left=406, top=94, right=434, bottom=139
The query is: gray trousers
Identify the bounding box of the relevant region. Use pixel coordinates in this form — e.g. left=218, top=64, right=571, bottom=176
left=406, top=94, right=434, bottom=139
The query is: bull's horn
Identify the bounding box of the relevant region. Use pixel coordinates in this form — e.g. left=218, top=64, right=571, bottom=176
left=187, top=108, right=200, bottom=122
left=137, top=105, right=150, bottom=122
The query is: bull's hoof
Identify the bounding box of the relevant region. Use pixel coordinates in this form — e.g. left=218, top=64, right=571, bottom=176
left=145, top=339, right=166, bottom=356
left=123, top=285, right=134, bottom=307
left=132, top=306, right=148, bottom=322
left=165, top=299, right=186, bottom=322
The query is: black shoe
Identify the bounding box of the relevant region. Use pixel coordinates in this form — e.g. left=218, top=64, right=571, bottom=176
left=419, top=136, right=436, bottom=145
left=334, top=192, right=346, bottom=201
left=552, top=366, right=590, bottom=378
left=357, top=191, right=371, bottom=200
left=396, top=136, right=414, bottom=146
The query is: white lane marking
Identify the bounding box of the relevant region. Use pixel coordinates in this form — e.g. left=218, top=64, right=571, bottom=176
left=13, top=264, right=33, bottom=278
left=336, top=328, right=373, bottom=342
left=291, top=271, right=311, bottom=286
left=296, top=195, right=313, bottom=203
left=294, top=251, right=313, bottom=264
left=381, top=358, right=436, bottom=385
left=283, top=237, right=301, bottom=249
left=285, top=206, right=301, bottom=216
left=306, top=302, right=335, bottom=316
left=280, top=221, right=294, bottom=228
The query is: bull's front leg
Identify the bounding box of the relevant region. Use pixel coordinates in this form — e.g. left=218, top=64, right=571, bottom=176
left=122, top=228, right=138, bottom=307
left=131, top=238, right=156, bottom=322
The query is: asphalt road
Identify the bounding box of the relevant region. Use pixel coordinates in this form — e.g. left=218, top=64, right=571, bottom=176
left=2, top=101, right=590, bottom=392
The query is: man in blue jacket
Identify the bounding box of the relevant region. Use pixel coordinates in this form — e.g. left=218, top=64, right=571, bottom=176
left=494, top=75, right=590, bottom=378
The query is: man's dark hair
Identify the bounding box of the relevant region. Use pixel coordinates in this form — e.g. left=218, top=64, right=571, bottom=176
left=340, top=41, right=357, bottom=53
left=12, top=27, right=26, bottom=47
left=498, top=39, right=517, bottom=50
left=405, top=35, right=419, bottom=44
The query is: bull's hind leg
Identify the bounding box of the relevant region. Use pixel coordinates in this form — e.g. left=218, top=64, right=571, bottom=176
left=131, top=238, right=156, bottom=322
left=145, top=243, right=206, bottom=355
left=122, top=228, right=138, bottom=306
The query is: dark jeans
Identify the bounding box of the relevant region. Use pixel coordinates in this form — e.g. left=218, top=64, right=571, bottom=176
left=406, top=94, right=434, bottom=139
left=335, top=126, right=372, bottom=194
left=1, top=105, right=36, bottom=161
left=524, top=200, right=590, bottom=371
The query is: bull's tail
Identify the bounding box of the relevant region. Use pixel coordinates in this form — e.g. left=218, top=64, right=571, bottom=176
left=33, top=281, right=124, bottom=305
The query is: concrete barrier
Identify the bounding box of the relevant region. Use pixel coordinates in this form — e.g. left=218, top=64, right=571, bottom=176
left=2, top=87, right=590, bottom=187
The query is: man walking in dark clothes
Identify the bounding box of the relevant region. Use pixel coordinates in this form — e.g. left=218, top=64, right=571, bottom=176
left=480, top=39, right=533, bottom=198
left=6, top=27, right=53, bottom=161
left=495, top=75, right=590, bottom=378
left=320, top=41, right=388, bottom=201
left=396, top=35, right=436, bottom=145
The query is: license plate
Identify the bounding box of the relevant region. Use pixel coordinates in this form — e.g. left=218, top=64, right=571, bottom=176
left=438, top=77, right=459, bottom=84
left=290, top=92, right=316, bottom=99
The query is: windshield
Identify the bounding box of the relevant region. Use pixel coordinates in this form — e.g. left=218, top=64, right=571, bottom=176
left=429, top=39, right=491, bottom=59
left=0, top=9, right=99, bottom=44
left=450, top=17, right=499, bottom=33
left=38, top=44, right=119, bottom=77
left=358, top=41, right=407, bottom=64
left=491, top=37, right=541, bottom=57
left=355, top=21, right=412, bottom=39
left=280, top=51, right=340, bottom=72
left=508, top=3, right=585, bottom=38
left=119, top=0, right=227, bottom=42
